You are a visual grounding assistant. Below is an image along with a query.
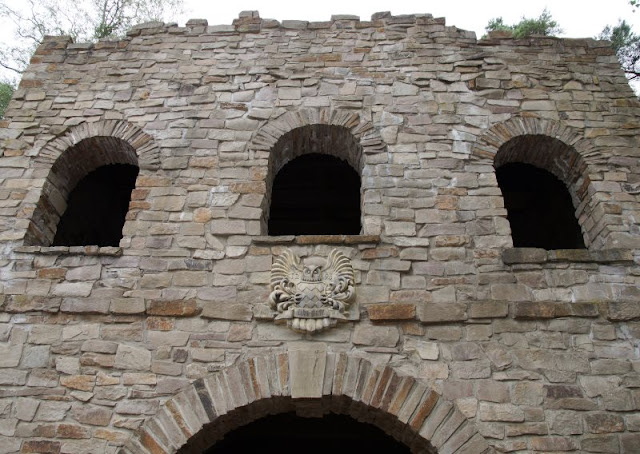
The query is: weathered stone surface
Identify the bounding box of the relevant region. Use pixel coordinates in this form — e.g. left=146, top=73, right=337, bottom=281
left=110, top=298, right=145, bottom=314
left=15, top=398, right=39, bottom=422
left=418, top=303, right=467, bottom=323
left=478, top=403, right=525, bottom=422
left=581, top=435, right=619, bottom=453
left=21, top=440, right=62, bottom=453
left=352, top=324, right=399, bottom=347
left=53, top=283, right=93, bottom=297
left=21, top=345, right=50, bottom=368
left=114, top=345, right=151, bottom=371
left=60, top=298, right=110, bottom=314
left=405, top=339, right=439, bottom=360
left=469, top=301, right=508, bottom=318
left=0, top=344, right=22, bottom=367
left=513, top=301, right=599, bottom=319
left=201, top=301, right=253, bottom=321
left=502, top=248, right=547, bottom=264
left=607, top=301, right=640, bottom=321
left=60, top=375, right=95, bottom=392
left=36, top=402, right=72, bottom=422
left=367, top=303, right=415, bottom=321
left=584, top=413, right=625, bottom=434
left=72, top=405, right=112, bottom=426
left=191, top=348, right=224, bottom=362
left=146, top=299, right=200, bottom=317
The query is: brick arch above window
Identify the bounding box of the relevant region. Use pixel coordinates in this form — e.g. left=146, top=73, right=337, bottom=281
left=251, top=108, right=388, bottom=236
left=24, top=121, right=159, bottom=246
left=472, top=118, right=605, bottom=248
left=33, top=119, right=161, bottom=171
left=248, top=108, right=388, bottom=170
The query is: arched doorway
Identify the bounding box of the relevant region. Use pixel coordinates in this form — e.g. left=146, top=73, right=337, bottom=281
left=202, top=411, right=411, bottom=453
left=127, top=352, right=490, bottom=454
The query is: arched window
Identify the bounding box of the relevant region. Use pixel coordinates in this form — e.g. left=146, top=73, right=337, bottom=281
left=494, top=135, right=587, bottom=250
left=26, top=136, right=139, bottom=247
left=265, top=124, right=363, bottom=236
left=269, top=154, right=360, bottom=235
left=497, top=163, right=585, bottom=249
left=52, top=164, right=138, bottom=246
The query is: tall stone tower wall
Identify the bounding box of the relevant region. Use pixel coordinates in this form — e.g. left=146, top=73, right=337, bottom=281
left=0, top=11, right=639, bottom=454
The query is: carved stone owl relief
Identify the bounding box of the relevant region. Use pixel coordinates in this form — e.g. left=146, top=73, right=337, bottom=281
left=269, top=249, right=356, bottom=333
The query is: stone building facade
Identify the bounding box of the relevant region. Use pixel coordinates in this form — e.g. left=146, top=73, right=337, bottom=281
left=0, top=10, right=639, bottom=453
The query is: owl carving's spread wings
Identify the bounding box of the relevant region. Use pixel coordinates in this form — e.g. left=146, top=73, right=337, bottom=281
left=322, top=249, right=355, bottom=310
left=269, top=249, right=302, bottom=311
left=324, top=249, right=355, bottom=287
left=270, top=248, right=302, bottom=289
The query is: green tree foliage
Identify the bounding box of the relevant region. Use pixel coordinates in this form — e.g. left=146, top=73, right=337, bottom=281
left=0, top=81, right=14, bottom=118
left=599, top=20, right=640, bottom=80
left=0, top=0, right=184, bottom=75
left=485, top=9, right=562, bottom=39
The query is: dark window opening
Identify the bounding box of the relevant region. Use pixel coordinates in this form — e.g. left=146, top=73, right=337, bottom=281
left=497, top=162, right=585, bottom=249
left=203, top=412, right=410, bottom=454
left=268, top=153, right=361, bottom=236
left=52, top=164, right=138, bottom=247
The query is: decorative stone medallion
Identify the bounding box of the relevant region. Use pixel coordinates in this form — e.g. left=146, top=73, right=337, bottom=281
left=269, top=249, right=356, bottom=333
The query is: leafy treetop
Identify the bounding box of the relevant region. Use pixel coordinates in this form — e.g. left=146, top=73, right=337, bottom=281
left=485, top=9, right=562, bottom=39
left=0, top=0, right=184, bottom=76
left=0, top=81, right=13, bottom=118
left=599, top=20, right=640, bottom=80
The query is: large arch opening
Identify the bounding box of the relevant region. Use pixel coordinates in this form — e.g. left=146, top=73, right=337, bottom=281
left=25, top=136, right=140, bottom=246
left=176, top=397, right=431, bottom=454
left=494, top=134, right=588, bottom=249
left=264, top=124, right=363, bottom=236
left=203, top=412, right=410, bottom=453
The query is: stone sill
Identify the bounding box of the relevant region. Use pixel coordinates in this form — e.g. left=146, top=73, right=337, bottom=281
left=7, top=297, right=638, bottom=323
left=253, top=235, right=380, bottom=245
left=367, top=301, right=639, bottom=324
left=13, top=245, right=123, bottom=256
left=502, top=248, right=634, bottom=265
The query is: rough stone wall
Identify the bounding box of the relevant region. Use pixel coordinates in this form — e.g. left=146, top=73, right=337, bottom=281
left=0, top=10, right=639, bottom=454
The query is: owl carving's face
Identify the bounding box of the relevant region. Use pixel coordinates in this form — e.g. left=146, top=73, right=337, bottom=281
left=302, top=265, right=323, bottom=282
